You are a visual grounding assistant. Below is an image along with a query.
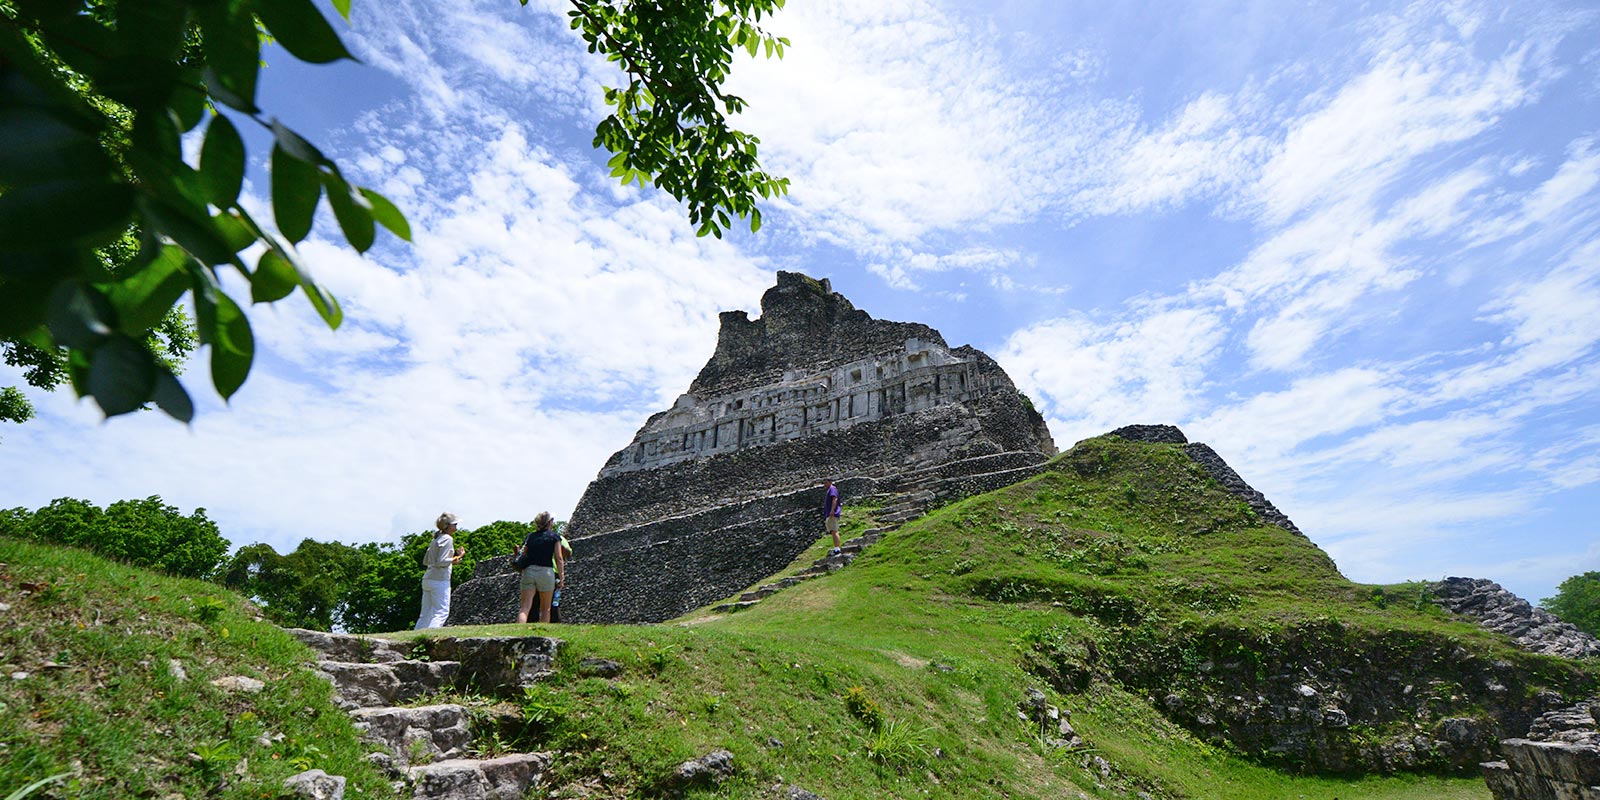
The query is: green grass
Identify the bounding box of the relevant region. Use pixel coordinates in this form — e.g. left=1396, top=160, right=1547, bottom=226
left=7, top=434, right=1582, bottom=798
left=0, top=537, right=396, bottom=799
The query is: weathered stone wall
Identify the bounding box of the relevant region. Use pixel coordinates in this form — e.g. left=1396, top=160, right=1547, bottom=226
left=1099, top=620, right=1596, bottom=775
left=448, top=477, right=879, bottom=626
left=1482, top=702, right=1600, bottom=799
left=1431, top=577, right=1600, bottom=660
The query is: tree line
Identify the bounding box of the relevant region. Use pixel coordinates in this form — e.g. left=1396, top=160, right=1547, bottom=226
left=7, top=495, right=1600, bottom=640
left=0, top=496, right=547, bottom=633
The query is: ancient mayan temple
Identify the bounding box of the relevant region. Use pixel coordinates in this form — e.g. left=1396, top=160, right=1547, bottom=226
left=449, top=271, right=1056, bottom=624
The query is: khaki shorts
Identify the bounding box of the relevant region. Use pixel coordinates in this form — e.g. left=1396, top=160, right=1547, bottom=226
left=825, top=516, right=840, bottom=534
left=520, top=565, right=556, bottom=593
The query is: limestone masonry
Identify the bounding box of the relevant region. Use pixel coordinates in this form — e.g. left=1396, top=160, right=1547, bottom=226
left=449, top=271, right=1057, bottom=625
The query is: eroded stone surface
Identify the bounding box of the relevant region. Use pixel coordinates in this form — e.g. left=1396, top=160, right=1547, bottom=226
left=1431, top=578, right=1600, bottom=661
left=350, top=704, right=473, bottom=767
left=1482, top=702, right=1600, bottom=799
left=283, top=769, right=346, bottom=800
left=407, top=752, right=550, bottom=800
left=286, top=628, right=413, bottom=663
left=317, top=660, right=460, bottom=710
left=428, top=636, right=560, bottom=694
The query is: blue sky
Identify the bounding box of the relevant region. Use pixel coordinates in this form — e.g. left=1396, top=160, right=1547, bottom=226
left=3, top=0, right=1598, bottom=605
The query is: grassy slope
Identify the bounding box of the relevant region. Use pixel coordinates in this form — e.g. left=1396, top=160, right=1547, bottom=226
left=395, top=436, right=1544, bottom=799
left=0, top=537, right=397, bottom=800
left=4, top=435, right=1580, bottom=799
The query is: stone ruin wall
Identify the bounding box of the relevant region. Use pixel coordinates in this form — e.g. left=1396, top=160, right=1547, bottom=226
left=603, top=338, right=1013, bottom=477
left=569, top=347, right=1051, bottom=538
left=450, top=271, right=1058, bottom=625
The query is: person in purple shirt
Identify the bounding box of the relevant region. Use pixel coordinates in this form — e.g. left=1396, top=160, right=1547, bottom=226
left=823, top=479, right=842, bottom=555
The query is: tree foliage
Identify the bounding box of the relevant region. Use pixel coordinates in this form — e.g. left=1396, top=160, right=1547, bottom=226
left=568, top=0, right=791, bottom=237
left=1, top=0, right=788, bottom=422
left=219, top=538, right=367, bottom=630
left=2, top=495, right=229, bottom=579
left=1541, top=571, right=1600, bottom=638
left=220, top=519, right=550, bottom=633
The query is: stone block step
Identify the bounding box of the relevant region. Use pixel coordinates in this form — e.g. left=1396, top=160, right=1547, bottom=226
left=713, top=600, right=761, bottom=613
left=814, top=554, right=854, bottom=570
left=408, top=751, right=551, bottom=800
left=350, top=704, right=472, bottom=767
left=739, top=588, right=776, bottom=602
left=429, top=636, right=561, bottom=694
left=877, top=508, right=924, bottom=524
left=317, top=660, right=461, bottom=710
left=862, top=526, right=896, bottom=536
left=287, top=628, right=413, bottom=663
left=877, top=503, right=923, bottom=518
left=794, top=566, right=829, bottom=579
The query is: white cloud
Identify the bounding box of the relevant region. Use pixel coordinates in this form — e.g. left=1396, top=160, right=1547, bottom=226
left=1000, top=305, right=1226, bottom=446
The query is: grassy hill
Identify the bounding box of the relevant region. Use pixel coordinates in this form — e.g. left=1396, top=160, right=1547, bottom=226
left=3, top=434, right=1594, bottom=798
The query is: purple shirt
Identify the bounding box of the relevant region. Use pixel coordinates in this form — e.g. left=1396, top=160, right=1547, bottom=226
left=825, top=485, right=841, bottom=517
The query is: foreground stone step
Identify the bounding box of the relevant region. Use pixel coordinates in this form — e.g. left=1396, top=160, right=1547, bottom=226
left=712, top=600, right=762, bottom=613
left=317, top=660, right=461, bottom=710
left=814, top=553, right=854, bottom=571
left=287, top=628, right=413, bottom=663
left=739, top=588, right=776, bottom=602
left=351, top=704, right=473, bottom=768
left=408, top=752, right=551, bottom=800
left=428, top=636, right=562, bottom=695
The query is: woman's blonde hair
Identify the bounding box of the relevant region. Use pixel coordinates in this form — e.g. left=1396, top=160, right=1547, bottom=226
left=533, top=511, right=555, bottom=532
left=436, top=512, right=459, bottom=531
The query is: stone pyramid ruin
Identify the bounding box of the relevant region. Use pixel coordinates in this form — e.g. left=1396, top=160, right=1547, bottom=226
left=450, top=271, right=1057, bottom=624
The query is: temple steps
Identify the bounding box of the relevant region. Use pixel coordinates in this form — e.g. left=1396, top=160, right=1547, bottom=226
left=709, top=499, right=910, bottom=614
left=286, top=629, right=554, bottom=799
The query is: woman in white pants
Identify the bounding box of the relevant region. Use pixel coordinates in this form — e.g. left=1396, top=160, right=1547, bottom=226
left=415, top=513, right=465, bottom=629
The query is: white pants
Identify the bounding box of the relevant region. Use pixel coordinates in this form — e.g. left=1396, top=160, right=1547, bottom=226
left=415, top=578, right=452, bottom=630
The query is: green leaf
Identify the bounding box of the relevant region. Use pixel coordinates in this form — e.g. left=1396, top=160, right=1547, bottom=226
left=206, top=292, right=254, bottom=400
left=212, top=211, right=257, bottom=254
left=331, top=0, right=352, bottom=20
left=3, top=771, right=70, bottom=800
left=0, top=180, right=134, bottom=251
left=200, top=115, right=246, bottom=207
left=255, top=0, right=356, bottom=64
left=359, top=188, right=412, bottom=242
left=103, top=245, right=191, bottom=335
left=151, top=370, right=194, bottom=423
left=270, top=119, right=329, bottom=165
left=0, top=108, right=110, bottom=185
left=88, top=335, right=158, bottom=417
left=252, top=249, right=301, bottom=304
left=171, top=68, right=209, bottom=132
left=91, top=55, right=182, bottom=111
left=197, top=1, right=262, bottom=112
left=138, top=196, right=240, bottom=267
left=47, top=283, right=115, bottom=350
left=300, top=277, right=343, bottom=330
left=323, top=172, right=375, bottom=253
left=272, top=144, right=322, bottom=244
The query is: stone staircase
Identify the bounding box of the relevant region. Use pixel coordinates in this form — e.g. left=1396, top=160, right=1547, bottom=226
left=710, top=493, right=921, bottom=614
left=707, top=450, right=1051, bottom=615
left=286, top=628, right=555, bottom=799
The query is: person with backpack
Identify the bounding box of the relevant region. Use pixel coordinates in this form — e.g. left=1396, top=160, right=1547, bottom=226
left=511, top=511, right=564, bottom=623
